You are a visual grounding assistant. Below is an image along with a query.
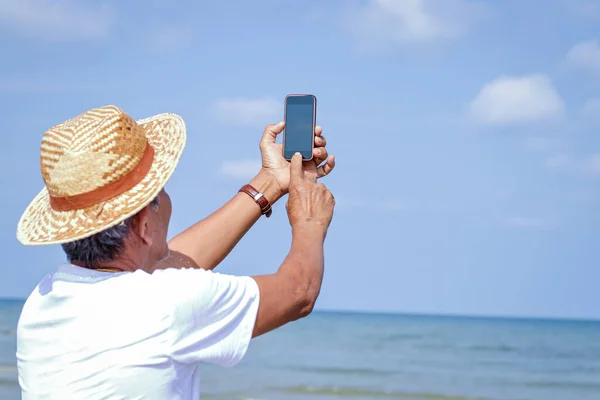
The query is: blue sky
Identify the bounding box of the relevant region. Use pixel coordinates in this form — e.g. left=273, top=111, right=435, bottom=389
left=1, top=0, right=600, bottom=320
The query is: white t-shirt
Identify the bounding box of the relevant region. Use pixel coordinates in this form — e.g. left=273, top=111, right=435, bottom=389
left=16, top=263, right=260, bottom=400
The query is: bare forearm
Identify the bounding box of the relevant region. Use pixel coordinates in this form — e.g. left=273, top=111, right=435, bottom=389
left=167, top=171, right=282, bottom=270
left=280, top=226, right=326, bottom=303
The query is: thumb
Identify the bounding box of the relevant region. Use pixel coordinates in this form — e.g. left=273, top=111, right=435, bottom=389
left=260, top=121, right=284, bottom=145
left=290, top=152, right=304, bottom=184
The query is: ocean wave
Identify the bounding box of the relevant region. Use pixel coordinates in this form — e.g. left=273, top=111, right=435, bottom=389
left=0, top=364, right=17, bottom=385
left=287, top=365, right=396, bottom=376
left=524, top=380, right=600, bottom=390
left=271, top=385, right=490, bottom=399
left=200, top=393, right=264, bottom=400
left=383, top=333, right=425, bottom=341
left=416, top=343, right=454, bottom=350
left=413, top=343, right=518, bottom=353
left=465, top=344, right=517, bottom=353
left=0, top=364, right=16, bottom=375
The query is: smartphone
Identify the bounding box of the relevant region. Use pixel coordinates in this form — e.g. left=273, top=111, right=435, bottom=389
left=283, top=94, right=317, bottom=161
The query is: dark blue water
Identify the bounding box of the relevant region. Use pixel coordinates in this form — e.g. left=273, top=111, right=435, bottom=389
left=2, top=299, right=600, bottom=399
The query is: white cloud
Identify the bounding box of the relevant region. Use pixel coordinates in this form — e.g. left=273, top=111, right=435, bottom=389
left=0, top=0, right=113, bottom=41
left=523, top=137, right=560, bottom=153
left=566, top=40, right=600, bottom=75
left=582, top=98, right=600, bottom=118
left=219, top=159, right=262, bottom=180
left=504, top=216, right=556, bottom=230
left=210, top=97, right=281, bottom=128
left=345, top=0, right=488, bottom=50
left=468, top=74, right=565, bottom=126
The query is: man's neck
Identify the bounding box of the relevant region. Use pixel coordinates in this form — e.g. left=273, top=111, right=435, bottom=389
left=72, top=257, right=143, bottom=273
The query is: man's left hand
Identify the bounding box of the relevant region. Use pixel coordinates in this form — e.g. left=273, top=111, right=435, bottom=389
left=258, top=122, right=335, bottom=197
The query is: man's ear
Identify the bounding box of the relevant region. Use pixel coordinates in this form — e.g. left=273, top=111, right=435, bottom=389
left=130, top=207, right=153, bottom=246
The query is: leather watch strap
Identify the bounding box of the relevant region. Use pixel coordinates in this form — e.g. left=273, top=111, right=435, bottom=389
left=239, top=184, right=272, bottom=218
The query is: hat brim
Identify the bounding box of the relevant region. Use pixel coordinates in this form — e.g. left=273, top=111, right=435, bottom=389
left=16, top=113, right=186, bottom=246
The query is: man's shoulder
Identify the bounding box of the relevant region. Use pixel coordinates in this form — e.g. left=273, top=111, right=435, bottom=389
left=19, top=265, right=165, bottom=316
left=18, top=266, right=177, bottom=333
left=20, top=265, right=256, bottom=320
left=151, top=267, right=259, bottom=309
left=151, top=267, right=257, bottom=290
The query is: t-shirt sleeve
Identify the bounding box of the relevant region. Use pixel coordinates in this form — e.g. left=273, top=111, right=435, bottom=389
left=155, top=267, right=260, bottom=367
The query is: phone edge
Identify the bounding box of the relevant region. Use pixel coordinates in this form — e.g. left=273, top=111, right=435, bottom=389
left=282, top=94, right=317, bottom=162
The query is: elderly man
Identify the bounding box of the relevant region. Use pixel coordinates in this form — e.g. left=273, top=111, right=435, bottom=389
left=15, top=105, right=336, bottom=399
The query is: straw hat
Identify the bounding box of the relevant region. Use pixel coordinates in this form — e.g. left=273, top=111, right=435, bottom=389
left=16, top=105, right=186, bottom=246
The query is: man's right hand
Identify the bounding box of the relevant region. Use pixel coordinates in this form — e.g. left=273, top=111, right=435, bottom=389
left=286, top=152, right=336, bottom=235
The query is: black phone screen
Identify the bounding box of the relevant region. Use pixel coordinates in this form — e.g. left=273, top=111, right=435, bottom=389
left=283, top=95, right=316, bottom=160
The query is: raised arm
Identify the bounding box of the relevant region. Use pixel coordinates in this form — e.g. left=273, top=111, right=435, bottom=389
left=250, top=153, right=336, bottom=337
left=166, top=122, right=334, bottom=271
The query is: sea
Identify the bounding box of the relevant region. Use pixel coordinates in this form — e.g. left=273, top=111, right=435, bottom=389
left=1, top=298, right=599, bottom=400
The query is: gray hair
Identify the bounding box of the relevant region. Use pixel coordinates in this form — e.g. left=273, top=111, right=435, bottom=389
left=62, top=196, right=160, bottom=268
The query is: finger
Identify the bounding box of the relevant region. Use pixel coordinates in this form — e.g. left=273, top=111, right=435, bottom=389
left=317, top=155, right=335, bottom=178
left=314, top=135, right=326, bottom=148
left=304, top=164, right=318, bottom=183
left=290, top=152, right=304, bottom=183
left=312, top=147, right=328, bottom=166
left=260, top=121, right=285, bottom=146
left=314, top=126, right=323, bottom=137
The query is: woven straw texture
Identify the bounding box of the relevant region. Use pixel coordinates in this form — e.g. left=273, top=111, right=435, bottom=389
left=16, top=105, right=186, bottom=245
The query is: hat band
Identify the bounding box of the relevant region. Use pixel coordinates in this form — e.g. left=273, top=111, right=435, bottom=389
left=49, top=142, right=155, bottom=212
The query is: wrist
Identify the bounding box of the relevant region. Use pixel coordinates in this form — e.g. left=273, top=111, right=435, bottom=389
left=291, top=221, right=327, bottom=242
left=250, top=169, right=284, bottom=205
